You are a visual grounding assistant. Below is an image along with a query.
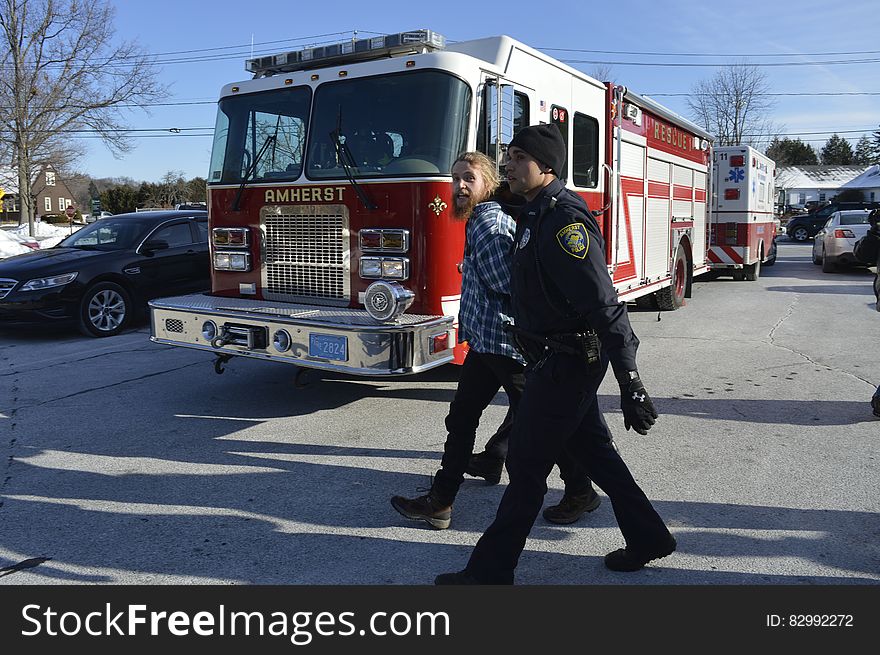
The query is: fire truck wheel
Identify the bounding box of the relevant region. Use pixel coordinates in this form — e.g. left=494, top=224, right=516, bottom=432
left=656, top=247, right=687, bottom=310
left=78, top=281, right=132, bottom=337
left=634, top=293, right=659, bottom=310
left=744, top=258, right=761, bottom=281
left=764, top=241, right=777, bottom=267
left=733, top=269, right=746, bottom=282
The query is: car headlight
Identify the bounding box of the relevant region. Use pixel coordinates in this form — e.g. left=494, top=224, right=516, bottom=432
left=20, top=272, right=78, bottom=292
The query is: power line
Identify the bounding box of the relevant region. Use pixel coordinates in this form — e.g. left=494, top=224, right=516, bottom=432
left=559, top=57, right=880, bottom=68
left=541, top=46, right=880, bottom=58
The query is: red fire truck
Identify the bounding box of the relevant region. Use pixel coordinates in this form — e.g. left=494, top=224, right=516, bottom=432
left=150, top=30, right=713, bottom=376
left=709, top=145, right=778, bottom=280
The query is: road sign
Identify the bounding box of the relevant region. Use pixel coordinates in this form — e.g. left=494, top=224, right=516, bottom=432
left=91, top=198, right=101, bottom=212
left=65, top=205, right=76, bottom=218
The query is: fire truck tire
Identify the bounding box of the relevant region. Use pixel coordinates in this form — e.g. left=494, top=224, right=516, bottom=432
left=733, top=269, right=746, bottom=282
left=656, top=247, right=687, bottom=310
left=634, top=293, right=659, bottom=310
left=764, top=240, right=777, bottom=267
left=744, top=258, right=761, bottom=281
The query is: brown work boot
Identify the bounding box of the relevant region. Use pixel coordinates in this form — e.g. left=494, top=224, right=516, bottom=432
left=542, top=489, right=601, bottom=524
left=390, top=493, right=452, bottom=530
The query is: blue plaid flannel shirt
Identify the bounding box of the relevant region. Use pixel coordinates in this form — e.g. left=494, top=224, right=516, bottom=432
left=458, top=201, right=524, bottom=363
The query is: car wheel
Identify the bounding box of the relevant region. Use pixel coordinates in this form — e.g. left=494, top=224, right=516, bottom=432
left=791, top=227, right=810, bottom=241
left=78, top=282, right=132, bottom=337
left=821, top=247, right=837, bottom=273
left=656, top=246, right=687, bottom=310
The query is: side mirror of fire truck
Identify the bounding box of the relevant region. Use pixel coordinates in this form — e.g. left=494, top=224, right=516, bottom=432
left=486, top=79, right=515, bottom=161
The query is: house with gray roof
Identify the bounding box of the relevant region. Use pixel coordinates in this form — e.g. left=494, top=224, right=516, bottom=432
left=839, top=164, right=880, bottom=203
left=776, top=165, right=872, bottom=207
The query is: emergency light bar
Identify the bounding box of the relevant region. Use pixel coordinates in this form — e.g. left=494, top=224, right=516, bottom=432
left=246, top=30, right=446, bottom=77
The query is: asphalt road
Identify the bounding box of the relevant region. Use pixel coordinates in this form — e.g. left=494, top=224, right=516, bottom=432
left=1, top=237, right=878, bottom=585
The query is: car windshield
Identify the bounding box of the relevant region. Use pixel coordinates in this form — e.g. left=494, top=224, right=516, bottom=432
left=839, top=212, right=869, bottom=226
left=306, top=70, right=471, bottom=179
left=57, top=218, right=154, bottom=251
left=209, top=86, right=311, bottom=184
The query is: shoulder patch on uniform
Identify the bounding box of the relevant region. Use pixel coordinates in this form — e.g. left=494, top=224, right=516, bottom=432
left=556, top=223, right=589, bottom=259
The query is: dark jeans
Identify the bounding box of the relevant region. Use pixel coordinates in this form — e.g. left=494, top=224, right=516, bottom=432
left=465, top=353, right=671, bottom=584
left=431, top=350, right=590, bottom=506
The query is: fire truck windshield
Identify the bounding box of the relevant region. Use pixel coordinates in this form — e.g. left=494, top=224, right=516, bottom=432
left=209, top=86, right=311, bottom=185
left=307, top=70, right=470, bottom=179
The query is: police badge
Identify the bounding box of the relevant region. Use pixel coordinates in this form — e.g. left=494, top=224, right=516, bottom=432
left=519, top=227, right=531, bottom=249
left=556, top=223, right=589, bottom=259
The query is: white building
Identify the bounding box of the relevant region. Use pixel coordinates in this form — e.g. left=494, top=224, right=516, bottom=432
left=776, top=165, right=870, bottom=207
left=838, top=164, right=880, bottom=203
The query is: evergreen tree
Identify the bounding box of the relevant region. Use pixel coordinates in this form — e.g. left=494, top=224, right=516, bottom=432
left=819, top=134, right=853, bottom=165
left=853, top=135, right=878, bottom=165
left=765, top=137, right=818, bottom=166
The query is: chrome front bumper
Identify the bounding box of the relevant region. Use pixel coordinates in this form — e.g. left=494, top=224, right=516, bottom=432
left=149, top=293, right=455, bottom=376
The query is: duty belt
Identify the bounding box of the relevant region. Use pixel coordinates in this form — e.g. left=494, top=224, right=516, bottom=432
left=503, top=322, right=601, bottom=370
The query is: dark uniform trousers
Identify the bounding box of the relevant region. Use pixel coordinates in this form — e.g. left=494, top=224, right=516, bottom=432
left=465, top=352, right=671, bottom=584
left=432, top=349, right=590, bottom=507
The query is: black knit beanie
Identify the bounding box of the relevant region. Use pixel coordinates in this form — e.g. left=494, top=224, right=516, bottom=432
left=508, top=124, right=566, bottom=176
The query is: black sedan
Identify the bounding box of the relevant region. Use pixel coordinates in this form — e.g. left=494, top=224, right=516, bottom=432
left=0, top=210, right=209, bottom=337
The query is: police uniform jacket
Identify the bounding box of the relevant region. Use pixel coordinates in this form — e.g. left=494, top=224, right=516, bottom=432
left=853, top=227, right=880, bottom=311
left=510, top=177, right=639, bottom=377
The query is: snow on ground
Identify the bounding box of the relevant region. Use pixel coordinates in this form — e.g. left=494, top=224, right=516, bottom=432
left=0, top=230, right=32, bottom=258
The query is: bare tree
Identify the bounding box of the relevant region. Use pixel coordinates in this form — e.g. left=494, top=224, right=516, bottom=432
left=0, top=0, right=166, bottom=234
left=586, top=63, right=615, bottom=84
left=686, top=62, right=777, bottom=149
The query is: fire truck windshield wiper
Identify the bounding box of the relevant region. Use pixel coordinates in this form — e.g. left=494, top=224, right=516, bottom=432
left=231, top=130, right=278, bottom=212
left=331, top=108, right=378, bottom=210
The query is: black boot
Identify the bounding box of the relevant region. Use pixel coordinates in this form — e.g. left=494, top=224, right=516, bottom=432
left=465, top=451, right=504, bottom=484
left=542, top=489, right=601, bottom=524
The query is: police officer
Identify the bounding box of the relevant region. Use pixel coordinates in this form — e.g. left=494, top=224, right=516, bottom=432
left=853, top=208, right=880, bottom=416
left=436, top=124, right=674, bottom=584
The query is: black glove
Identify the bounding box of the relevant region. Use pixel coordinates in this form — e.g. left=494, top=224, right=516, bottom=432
left=619, top=373, right=658, bottom=435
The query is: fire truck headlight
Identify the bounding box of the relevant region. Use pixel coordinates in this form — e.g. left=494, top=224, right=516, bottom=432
left=214, top=251, right=251, bottom=271
left=359, top=256, right=408, bottom=280
left=364, top=281, right=414, bottom=322
left=381, top=258, right=407, bottom=279
left=272, top=329, right=292, bottom=352
left=201, top=320, right=218, bottom=341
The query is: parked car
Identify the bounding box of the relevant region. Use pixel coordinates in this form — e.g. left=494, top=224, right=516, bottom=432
left=0, top=210, right=209, bottom=336
left=84, top=211, right=114, bottom=224
left=811, top=210, right=873, bottom=272
left=788, top=201, right=880, bottom=241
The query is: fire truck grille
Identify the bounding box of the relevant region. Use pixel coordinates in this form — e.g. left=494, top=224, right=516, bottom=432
left=262, top=204, right=350, bottom=305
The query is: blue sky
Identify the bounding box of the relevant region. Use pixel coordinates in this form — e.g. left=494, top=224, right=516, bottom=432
left=82, top=0, right=879, bottom=182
